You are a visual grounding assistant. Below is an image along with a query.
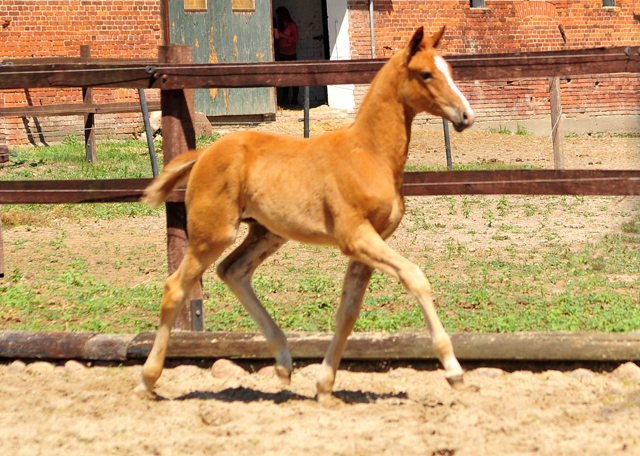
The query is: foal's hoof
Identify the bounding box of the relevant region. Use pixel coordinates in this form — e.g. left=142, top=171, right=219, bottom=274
left=446, top=373, right=465, bottom=390
left=134, top=373, right=157, bottom=397
left=316, top=392, right=342, bottom=408
left=134, top=381, right=155, bottom=398
left=275, top=364, right=292, bottom=386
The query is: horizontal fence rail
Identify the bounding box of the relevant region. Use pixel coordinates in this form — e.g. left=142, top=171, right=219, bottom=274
left=401, top=170, right=640, bottom=196
left=0, top=101, right=161, bottom=118
left=0, top=170, right=639, bottom=204
left=0, top=46, right=638, bottom=90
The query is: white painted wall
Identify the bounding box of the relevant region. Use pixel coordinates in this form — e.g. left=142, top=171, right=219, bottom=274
left=326, top=0, right=354, bottom=112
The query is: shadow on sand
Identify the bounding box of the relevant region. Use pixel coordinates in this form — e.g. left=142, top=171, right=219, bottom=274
left=167, top=386, right=408, bottom=405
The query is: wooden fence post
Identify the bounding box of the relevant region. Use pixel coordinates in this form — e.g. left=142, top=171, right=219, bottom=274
left=549, top=76, right=565, bottom=170
left=158, top=45, right=204, bottom=331
left=80, top=45, right=97, bottom=163
left=0, top=131, right=8, bottom=164
left=0, top=205, right=4, bottom=278
left=0, top=127, right=6, bottom=278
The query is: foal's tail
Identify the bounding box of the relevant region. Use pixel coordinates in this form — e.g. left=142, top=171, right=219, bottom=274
left=141, top=149, right=203, bottom=208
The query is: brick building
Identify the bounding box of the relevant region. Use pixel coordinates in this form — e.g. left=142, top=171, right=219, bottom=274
left=1, top=0, right=639, bottom=145
left=0, top=0, right=162, bottom=146
left=347, top=0, right=640, bottom=134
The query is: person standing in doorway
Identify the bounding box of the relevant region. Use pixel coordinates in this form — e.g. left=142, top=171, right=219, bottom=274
left=275, top=6, right=299, bottom=106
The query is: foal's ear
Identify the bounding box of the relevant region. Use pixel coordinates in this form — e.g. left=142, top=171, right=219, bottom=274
left=408, top=26, right=446, bottom=58
left=408, top=26, right=425, bottom=58
left=429, top=26, right=446, bottom=49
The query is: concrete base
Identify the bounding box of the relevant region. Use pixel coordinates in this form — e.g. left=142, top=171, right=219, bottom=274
left=413, top=114, right=640, bottom=137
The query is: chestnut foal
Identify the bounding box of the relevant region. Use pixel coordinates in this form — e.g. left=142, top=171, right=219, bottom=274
left=137, top=26, right=474, bottom=399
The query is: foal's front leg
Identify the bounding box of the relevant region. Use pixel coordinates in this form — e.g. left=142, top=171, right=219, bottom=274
left=342, top=224, right=464, bottom=388
left=316, top=259, right=374, bottom=399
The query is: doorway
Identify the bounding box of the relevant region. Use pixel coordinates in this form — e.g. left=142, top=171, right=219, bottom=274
left=272, top=0, right=330, bottom=107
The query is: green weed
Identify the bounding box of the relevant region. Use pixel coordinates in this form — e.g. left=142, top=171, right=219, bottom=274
left=488, top=125, right=512, bottom=135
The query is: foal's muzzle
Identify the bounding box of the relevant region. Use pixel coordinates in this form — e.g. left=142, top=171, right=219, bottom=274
left=451, top=108, right=475, bottom=132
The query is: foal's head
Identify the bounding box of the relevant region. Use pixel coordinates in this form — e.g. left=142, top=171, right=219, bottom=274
left=401, top=27, right=474, bottom=132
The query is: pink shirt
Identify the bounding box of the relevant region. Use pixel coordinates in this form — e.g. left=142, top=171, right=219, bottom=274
left=278, top=22, right=298, bottom=56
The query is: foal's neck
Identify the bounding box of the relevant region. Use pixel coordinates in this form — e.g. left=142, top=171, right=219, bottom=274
left=351, top=54, right=415, bottom=179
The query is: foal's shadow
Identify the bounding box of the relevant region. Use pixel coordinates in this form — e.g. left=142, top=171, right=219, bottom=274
left=170, top=386, right=407, bottom=405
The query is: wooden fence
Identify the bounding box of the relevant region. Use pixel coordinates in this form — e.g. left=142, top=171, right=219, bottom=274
left=0, top=45, right=639, bottom=356
left=0, top=45, right=160, bottom=162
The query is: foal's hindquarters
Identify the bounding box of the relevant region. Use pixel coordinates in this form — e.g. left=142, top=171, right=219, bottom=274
left=137, top=25, right=472, bottom=399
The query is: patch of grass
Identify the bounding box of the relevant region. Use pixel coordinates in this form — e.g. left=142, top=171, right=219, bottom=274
left=621, top=220, right=640, bottom=234
left=0, top=139, right=167, bottom=227
left=611, top=132, right=640, bottom=138
left=2, top=215, right=640, bottom=334
left=405, top=162, right=538, bottom=172
left=0, top=279, right=163, bottom=333
left=196, top=132, right=221, bottom=148
left=1, top=137, right=640, bottom=335
left=516, top=125, right=531, bottom=136
left=488, top=125, right=512, bottom=135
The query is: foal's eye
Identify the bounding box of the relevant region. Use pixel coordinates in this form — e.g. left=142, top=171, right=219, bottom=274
left=421, top=71, right=433, bottom=81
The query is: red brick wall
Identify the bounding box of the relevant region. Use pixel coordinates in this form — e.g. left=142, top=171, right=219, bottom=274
left=348, top=0, right=640, bottom=130
left=0, top=0, right=162, bottom=145
left=2, top=1, right=639, bottom=144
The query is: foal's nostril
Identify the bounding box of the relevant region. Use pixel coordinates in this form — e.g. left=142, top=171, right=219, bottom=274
left=454, top=109, right=474, bottom=131
left=463, top=109, right=475, bottom=127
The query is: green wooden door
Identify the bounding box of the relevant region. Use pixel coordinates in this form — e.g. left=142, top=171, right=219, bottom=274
left=169, top=0, right=276, bottom=117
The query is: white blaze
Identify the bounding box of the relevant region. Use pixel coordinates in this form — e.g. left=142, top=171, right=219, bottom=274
left=434, top=56, right=473, bottom=114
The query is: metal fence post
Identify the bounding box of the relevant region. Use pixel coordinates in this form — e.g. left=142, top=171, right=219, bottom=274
left=304, top=86, right=310, bottom=138
left=550, top=76, right=565, bottom=170
left=443, top=119, right=452, bottom=170
left=80, top=45, right=97, bottom=163
left=138, top=88, right=159, bottom=177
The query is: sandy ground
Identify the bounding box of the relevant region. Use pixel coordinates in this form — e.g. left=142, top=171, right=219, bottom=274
left=2, top=359, right=640, bottom=456
left=1, top=107, right=640, bottom=455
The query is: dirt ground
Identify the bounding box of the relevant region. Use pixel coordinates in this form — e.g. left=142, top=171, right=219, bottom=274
left=255, top=105, right=640, bottom=171
left=2, top=107, right=640, bottom=455
left=1, top=359, right=640, bottom=456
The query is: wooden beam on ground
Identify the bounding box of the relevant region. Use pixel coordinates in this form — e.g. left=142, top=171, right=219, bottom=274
left=0, top=170, right=638, bottom=205
left=1, top=330, right=639, bottom=362
left=0, top=331, right=133, bottom=361
left=0, top=46, right=637, bottom=90
left=131, top=331, right=640, bottom=362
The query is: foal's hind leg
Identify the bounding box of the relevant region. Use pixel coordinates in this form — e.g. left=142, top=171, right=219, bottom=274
left=137, top=235, right=234, bottom=394
left=216, top=223, right=292, bottom=384
left=316, top=259, right=374, bottom=399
